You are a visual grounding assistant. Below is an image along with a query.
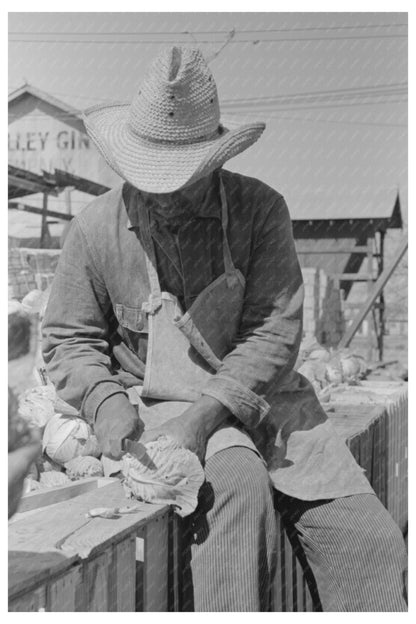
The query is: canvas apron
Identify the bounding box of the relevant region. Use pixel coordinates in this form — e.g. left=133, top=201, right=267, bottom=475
left=126, top=176, right=259, bottom=461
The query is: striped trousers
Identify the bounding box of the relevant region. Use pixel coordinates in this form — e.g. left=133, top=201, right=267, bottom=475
left=180, top=447, right=407, bottom=612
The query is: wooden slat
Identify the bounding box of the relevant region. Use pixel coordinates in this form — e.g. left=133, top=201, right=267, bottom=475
left=143, top=512, right=169, bottom=611
left=296, top=246, right=370, bottom=254
left=47, top=565, right=83, bottom=612
left=402, top=404, right=408, bottom=533
left=332, top=273, right=375, bottom=281
left=17, top=477, right=115, bottom=513
left=135, top=529, right=145, bottom=612
left=168, top=514, right=181, bottom=612
left=398, top=404, right=407, bottom=532
left=378, top=411, right=387, bottom=504
left=386, top=403, right=393, bottom=520
left=84, top=552, right=110, bottom=611
left=387, top=404, right=397, bottom=524
left=9, top=586, right=46, bottom=612
left=394, top=406, right=400, bottom=526
left=115, top=536, right=136, bottom=612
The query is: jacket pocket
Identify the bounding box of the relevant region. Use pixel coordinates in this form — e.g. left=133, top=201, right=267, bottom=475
left=115, top=304, right=147, bottom=332
left=114, top=304, right=148, bottom=356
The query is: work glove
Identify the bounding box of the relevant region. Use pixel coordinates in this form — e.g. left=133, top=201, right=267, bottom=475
left=94, top=393, right=143, bottom=460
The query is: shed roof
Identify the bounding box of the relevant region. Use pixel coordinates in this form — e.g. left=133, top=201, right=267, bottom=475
left=288, top=188, right=402, bottom=223
left=8, top=83, right=81, bottom=119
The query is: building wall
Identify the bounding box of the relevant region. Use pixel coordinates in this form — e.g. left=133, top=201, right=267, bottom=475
left=8, top=94, right=122, bottom=245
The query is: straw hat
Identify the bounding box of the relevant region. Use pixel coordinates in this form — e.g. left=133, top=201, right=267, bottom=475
left=83, top=46, right=265, bottom=193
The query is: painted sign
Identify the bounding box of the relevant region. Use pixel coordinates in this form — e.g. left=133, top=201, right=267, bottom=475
left=8, top=106, right=119, bottom=188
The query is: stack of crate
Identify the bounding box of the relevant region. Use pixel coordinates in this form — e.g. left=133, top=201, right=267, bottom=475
left=8, top=249, right=38, bottom=300
left=8, top=248, right=61, bottom=300
left=301, top=268, right=345, bottom=348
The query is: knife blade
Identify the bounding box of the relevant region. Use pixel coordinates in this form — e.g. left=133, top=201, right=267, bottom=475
left=122, top=438, right=149, bottom=462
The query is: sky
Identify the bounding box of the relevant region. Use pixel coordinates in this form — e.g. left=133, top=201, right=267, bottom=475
left=8, top=12, right=408, bottom=221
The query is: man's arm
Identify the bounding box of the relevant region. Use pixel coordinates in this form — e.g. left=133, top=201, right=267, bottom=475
left=42, top=217, right=133, bottom=426
left=201, top=194, right=303, bottom=428
left=143, top=194, right=303, bottom=455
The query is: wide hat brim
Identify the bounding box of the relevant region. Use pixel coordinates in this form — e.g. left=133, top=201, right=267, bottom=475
left=83, top=103, right=265, bottom=193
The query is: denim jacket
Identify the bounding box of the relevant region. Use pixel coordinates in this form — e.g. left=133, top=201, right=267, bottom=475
left=42, top=169, right=374, bottom=500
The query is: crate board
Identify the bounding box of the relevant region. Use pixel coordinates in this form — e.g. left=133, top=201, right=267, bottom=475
left=9, top=480, right=170, bottom=612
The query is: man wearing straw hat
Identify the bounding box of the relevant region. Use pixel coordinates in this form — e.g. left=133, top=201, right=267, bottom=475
left=43, top=47, right=406, bottom=611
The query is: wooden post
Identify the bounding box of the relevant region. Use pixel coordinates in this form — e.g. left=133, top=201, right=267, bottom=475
left=40, top=192, right=51, bottom=249
left=366, top=239, right=374, bottom=361
left=378, top=230, right=386, bottom=361
left=64, top=186, right=75, bottom=216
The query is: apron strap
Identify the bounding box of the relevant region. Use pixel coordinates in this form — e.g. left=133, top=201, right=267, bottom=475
left=140, top=173, right=237, bottom=314
left=219, top=174, right=238, bottom=285
left=140, top=206, right=163, bottom=315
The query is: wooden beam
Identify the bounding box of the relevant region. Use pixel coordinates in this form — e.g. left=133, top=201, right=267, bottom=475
left=17, top=478, right=115, bottom=514
left=8, top=174, right=58, bottom=197
left=339, top=240, right=408, bottom=349
left=53, top=169, right=110, bottom=196
left=332, top=273, right=376, bottom=281
left=296, top=246, right=373, bottom=255
left=9, top=202, right=73, bottom=222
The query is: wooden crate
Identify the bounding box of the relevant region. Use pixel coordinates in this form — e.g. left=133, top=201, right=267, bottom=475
left=8, top=479, right=173, bottom=612
left=9, top=382, right=407, bottom=612
left=272, top=381, right=408, bottom=612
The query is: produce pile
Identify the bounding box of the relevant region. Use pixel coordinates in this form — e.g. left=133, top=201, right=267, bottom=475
left=9, top=293, right=106, bottom=495
left=14, top=383, right=104, bottom=494
left=14, top=384, right=204, bottom=516
left=122, top=436, right=205, bottom=517
left=294, top=337, right=368, bottom=402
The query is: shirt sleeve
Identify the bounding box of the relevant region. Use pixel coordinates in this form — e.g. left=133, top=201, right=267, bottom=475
left=42, top=217, right=127, bottom=424
left=202, top=195, right=304, bottom=428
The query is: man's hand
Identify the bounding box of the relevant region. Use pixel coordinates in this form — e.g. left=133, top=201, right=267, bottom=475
left=8, top=434, right=41, bottom=518
left=140, top=395, right=230, bottom=462
left=94, top=393, right=143, bottom=460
